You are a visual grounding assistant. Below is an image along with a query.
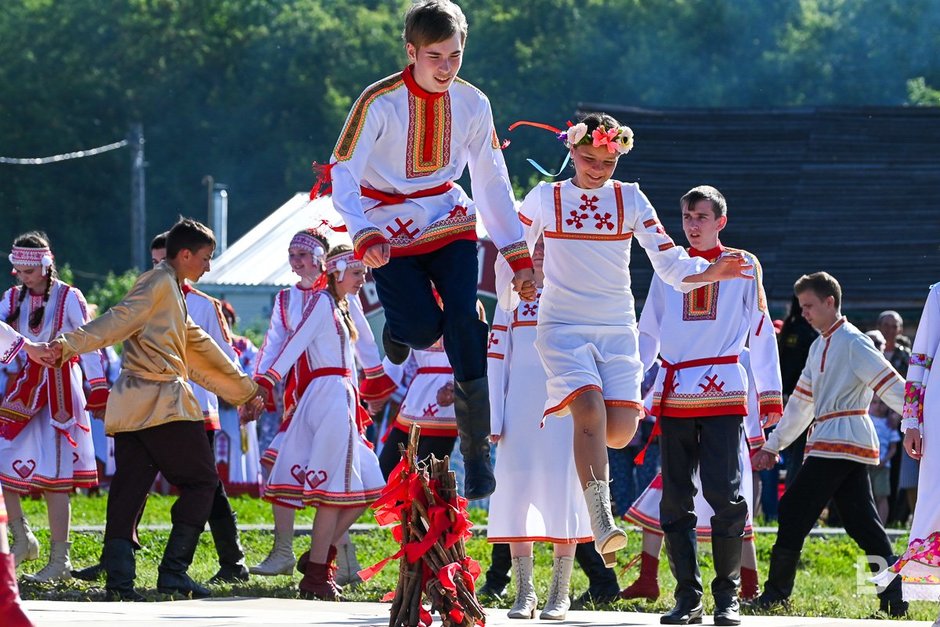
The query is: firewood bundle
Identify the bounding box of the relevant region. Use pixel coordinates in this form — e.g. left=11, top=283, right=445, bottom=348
left=361, top=424, right=485, bottom=627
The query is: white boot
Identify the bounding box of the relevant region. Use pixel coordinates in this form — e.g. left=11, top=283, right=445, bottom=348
left=335, top=541, right=363, bottom=587
left=24, top=540, right=72, bottom=583
left=508, top=555, right=537, bottom=619
left=584, top=479, right=627, bottom=567
left=8, top=516, right=40, bottom=567
left=933, top=606, right=940, bottom=627
left=540, top=555, right=574, bottom=620
left=249, top=529, right=295, bottom=576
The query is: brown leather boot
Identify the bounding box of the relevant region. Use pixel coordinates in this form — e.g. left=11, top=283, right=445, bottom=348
left=299, top=560, right=342, bottom=601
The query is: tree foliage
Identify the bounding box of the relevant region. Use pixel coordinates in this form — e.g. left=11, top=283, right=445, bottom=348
left=1, top=0, right=938, bottom=290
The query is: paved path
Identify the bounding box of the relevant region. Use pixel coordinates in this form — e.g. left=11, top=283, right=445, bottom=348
left=23, top=597, right=931, bottom=626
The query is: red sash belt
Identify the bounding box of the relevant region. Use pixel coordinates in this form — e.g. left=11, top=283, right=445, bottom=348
left=294, top=367, right=352, bottom=404
left=360, top=181, right=454, bottom=207
left=635, top=355, right=740, bottom=465
left=415, top=366, right=454, bottom=375
left=658, top=355, right=740, bottom=418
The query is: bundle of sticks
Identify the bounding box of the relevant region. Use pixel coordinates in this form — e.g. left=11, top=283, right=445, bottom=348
left=367, top=424, right=486, bottom=627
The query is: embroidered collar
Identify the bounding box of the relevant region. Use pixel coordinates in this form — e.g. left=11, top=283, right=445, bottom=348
left=402, top=64, right=447, bottom=101
left=688, top=242, right=725, bottom=262
left=822, top=316, right=846, bottom=339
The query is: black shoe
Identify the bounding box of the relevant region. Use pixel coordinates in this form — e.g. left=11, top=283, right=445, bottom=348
left=662, top=530, right=704, bottom=625
left=661, top=596, right=704, bottom=625
left=572, top=586, right=621, bottom=609
left=382, top=325, right=410, bottom=365
left=208, top=564, right=250, bottom=584
left=463, top=456, right=496, bottom=500
left=454, top=377, right=495, bottom=500
left=104, top=587, right=146, bottom=602
left=714, top=595, right=741, bottom=626
left=751, top=545, right=800, bottom=610
left=102, top=538, right=143, bottom=602
left=878, top=575, right=908, bottom=617
left=207, top=508, right=249, bottom=584
left=157, top=523, right=212, bottom=599
left=477, top=580, right=505, bottom=600
left=711, top=536, right=742, bottom=626
left=72, top=561, right=105, bottom=581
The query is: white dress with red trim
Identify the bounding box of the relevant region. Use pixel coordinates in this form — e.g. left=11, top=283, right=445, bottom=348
left=762, top=317, right=905, bottom=465
left=625, top=349, right=763, bottom=539
left=873, top=283, right=940, bottom=600
left=0, top=282, right=103, bottom=493
left=256, top=289, right=384, bottom=509
left=638, top=244, right=783, bottom=420
left=255, top=285, right=392, bottom=469
left=388, top=339, right=456, bottom=438
left=327, top=65, right=531, bottom=272
left=486, top=291, right=592, bottom=543
left=509, top=179, right=711, bottom=418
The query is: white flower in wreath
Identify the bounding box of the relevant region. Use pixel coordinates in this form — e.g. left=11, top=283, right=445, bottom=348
left=616, top=126, right=635, bottom=154
left=566, top=123, right=588, bottom=147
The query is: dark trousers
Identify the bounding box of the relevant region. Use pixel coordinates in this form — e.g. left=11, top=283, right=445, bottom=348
left=379, top=428, right=457, bottom=480
left=106, top=420, right=218, bottom=542
left=372, top=240, right=487, bottom=383
left=775, top=456, right=894, bottom=560
left=205, top=430, right=236, bottom=523
left=659, top=414, right=747, bottom=538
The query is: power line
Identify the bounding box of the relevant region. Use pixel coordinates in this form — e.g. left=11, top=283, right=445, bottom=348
left=0, top=139, right=128, bottom=165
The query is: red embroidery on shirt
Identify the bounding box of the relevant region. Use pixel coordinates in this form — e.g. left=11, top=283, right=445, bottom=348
left=386, top=218, right=419, bottom=239
left=698, top=375, right=726, bottom=395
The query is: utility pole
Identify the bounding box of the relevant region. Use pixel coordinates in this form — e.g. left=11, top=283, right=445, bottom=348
left=129, top=123, right=146, bottom=269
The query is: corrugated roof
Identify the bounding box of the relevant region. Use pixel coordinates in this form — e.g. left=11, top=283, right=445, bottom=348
left=200, top=193, right=351, bottom=287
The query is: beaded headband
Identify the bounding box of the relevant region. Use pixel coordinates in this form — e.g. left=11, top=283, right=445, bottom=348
left=289, top=230, right=327, bottom=266
left=9, top=246, right=54, bottom=276
left=326, top=251, right=364, bottom=281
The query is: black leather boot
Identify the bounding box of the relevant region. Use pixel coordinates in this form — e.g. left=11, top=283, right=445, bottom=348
left=574, top=541, right=621, bottom=605
left=102, top=539, right=145, bottom=602
left=454, top=377, right=496, bottom=500
left=478, top=543, right=511, bottom=599
left=661, top=530, right=704, bottom=625
left=157, top=523, right=212, bottom=598
left=207, top=508, right=249, bottom=583
left=72, top=558, right=105, bottom=582
left=382, top=325, right=411, bottom=365
left=876, top=564, right=908, bottom=617
left=751, top=545, right=800, bottom=609
left=711, top=536, right=742, bottom=626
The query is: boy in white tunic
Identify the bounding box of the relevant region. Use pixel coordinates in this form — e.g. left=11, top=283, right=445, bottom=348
left=317, top=0, right=536, bottom=500
left=752, top=272, right=907, bottom=616
left=637, top=186, right=782, bottom=626
left=506, top=112, right=752, bottom=567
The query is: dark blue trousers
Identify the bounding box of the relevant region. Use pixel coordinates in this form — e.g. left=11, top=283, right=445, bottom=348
left=372, top=239, right=488, bottom=383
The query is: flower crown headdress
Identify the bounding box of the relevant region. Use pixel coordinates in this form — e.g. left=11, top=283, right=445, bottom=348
left=507, top=119, right=635, bottom=177
left=562, top=123, right=634, bottom=155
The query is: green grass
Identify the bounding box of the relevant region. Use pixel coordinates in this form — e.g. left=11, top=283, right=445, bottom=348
left=12, top=494, right=937, bottom=620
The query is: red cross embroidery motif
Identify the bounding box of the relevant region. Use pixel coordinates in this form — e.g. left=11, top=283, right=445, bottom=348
left=566, top=209, right=588, bottom=229
left=423, top=403, right=439, bottom=417
left=698, top=375, right=725, bottom=394
left=386, top=218, right=419, bottom=239
left=448, top=206, right=469, bottom=219
left=579, top=194, right=599, bottom=212
left=488, top=332, right=500, bottom=349
left=522, top=303, right=538, bottom=316
left=594, top=212, right=614, bottom=231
